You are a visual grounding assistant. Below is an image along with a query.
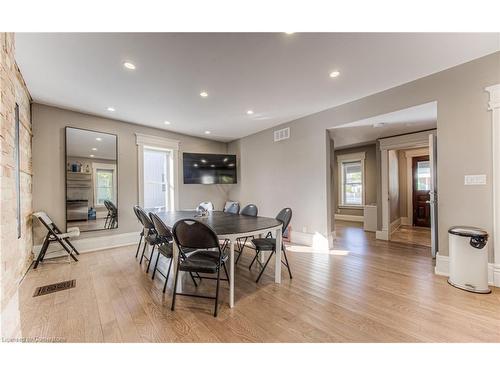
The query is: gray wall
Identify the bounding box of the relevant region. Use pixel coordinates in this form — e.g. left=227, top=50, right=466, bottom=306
left=333, top=144, right=377, bottom=217
left=228, top=52, right=500, bottom=259
left=388, top=150, right=400, bottom=223
left=32, top=104, right=229, bottom=244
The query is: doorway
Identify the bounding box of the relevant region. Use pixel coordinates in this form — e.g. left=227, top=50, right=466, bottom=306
left=412, top=155, right=431, bottom=227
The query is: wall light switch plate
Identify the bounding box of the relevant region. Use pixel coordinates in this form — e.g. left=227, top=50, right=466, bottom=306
left=464, top=174, right=487, bottom=185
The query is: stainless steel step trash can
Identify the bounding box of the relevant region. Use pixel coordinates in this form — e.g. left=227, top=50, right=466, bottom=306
left=448, top=226, right=490, bottom=294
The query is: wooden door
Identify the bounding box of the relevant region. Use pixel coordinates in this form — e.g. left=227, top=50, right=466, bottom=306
left=412, top=156, right=431, bottom=227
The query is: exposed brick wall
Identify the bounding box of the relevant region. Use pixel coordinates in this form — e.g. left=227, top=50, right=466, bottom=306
left=0, top=33, right=33, bottom=337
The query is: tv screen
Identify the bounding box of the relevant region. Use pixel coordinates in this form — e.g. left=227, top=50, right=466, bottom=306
left=183, top=153, right=237, bottom=184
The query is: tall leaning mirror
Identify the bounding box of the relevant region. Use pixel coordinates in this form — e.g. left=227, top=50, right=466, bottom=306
left=65, top=127, right=118, bottom=232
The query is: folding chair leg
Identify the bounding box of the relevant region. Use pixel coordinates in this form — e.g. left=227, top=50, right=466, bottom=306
left=171, top=260, right=180, bottom=311
left=139, top=241, right=148, bottom=265
left=256, top=250, right=274, bottom=283
left=56, top=238, right=78, bottom=262
left=64, top=238, right=80, bottom=255
left=163, top=258, right=173, bottom=293
left=235, top=237, right=246, bottom=264
left=152, top=250, right=161, bottom=280
left=282, top=248, right=293, bottom=279
left=249, top=250, right=259, bottom=270
left=189, top=272, right=198, bottom=287
left=34, top=236, right=50, bottom=269
left=214, top=267, right=221, bottom=317
left=135, top=234, right=143, bottom=258
left=146, top=245, right=156, bottom=273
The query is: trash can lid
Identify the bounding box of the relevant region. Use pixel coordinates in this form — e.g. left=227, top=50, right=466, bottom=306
left=448, top=226, right=488, bottom=238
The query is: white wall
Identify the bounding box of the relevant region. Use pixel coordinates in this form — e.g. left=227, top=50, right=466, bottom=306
left=228, top=52, right=500, bottom=260
left=32, top=104, right=229, bottom=244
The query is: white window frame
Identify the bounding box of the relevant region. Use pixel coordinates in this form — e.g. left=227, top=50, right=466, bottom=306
left=92, top=162, right=117, bottom=208
left=136, top=133, right=180, bottom=211
left=337, top=152, right=366, bottom=209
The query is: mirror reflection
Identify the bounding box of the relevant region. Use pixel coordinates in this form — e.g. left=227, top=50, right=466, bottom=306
left=65, top=127, right=118, bottom=232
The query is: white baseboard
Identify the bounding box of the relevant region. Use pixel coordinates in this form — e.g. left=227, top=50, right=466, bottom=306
left=335, top=214, right=364, bottom=223
left=289, top=230, right=314, bottom=246
left=390, top=218, right=402, bottom=234
left=33, top=231, right=138, bottom=259
left=400, top=217, right=411, bottom=225
left=376, top=230, right=389, bottom=240
left=435, top=254, right=499, bottom=287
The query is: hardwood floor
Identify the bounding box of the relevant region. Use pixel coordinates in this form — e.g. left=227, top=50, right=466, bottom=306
left=391, top=224, right=431, bottom=247
left=10, top=221, right=500, bottom=342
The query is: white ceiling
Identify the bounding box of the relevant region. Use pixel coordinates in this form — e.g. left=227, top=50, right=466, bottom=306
left=67, top=127, right=117, bottom=160
left=330, top=102, right=437, bottom=148
left=15, top=33, right=500, bottom=142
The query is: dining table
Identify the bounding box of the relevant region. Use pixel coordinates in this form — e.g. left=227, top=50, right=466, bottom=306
left=156, top=210, right=283, bottom=308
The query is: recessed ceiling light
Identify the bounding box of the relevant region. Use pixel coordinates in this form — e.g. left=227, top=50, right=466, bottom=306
left=373, top=123, right=386, bottom=128
left=204, top=130, right=211, bottom=134
left=329, top=70, right=340, bottom=78
left=201, top=159, right=207, bottom=163
left=89, top=154, right=95, bottom=158
left=107, top=107, right=115, bottom=112
left=123, top=61, right=136, bottom=70
left=246, top=110, right=254, bottom=115
left=285, top=32, right=295, bottom=35
left=96, top=137, right=102, bottom=141
left=91, top=148, right=97, bottom=151
left=164, top=120, right=171, bottom=125
left=200, top=91, right=208, bottom=98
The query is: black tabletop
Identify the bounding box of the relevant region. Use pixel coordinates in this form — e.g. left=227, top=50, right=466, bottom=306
left=155, top=210, right=282, bottom=236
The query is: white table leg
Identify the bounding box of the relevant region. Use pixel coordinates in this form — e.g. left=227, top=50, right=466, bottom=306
left=172, top=240, right=179, bottom=290
left=275, top=227, right=282, bottom=283
left=229, top=239, right=235, bottom=308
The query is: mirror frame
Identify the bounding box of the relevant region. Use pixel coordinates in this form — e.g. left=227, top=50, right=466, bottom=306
left=65, top=126, right=118, bottom=233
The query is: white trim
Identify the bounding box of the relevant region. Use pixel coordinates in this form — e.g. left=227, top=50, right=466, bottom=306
left=485, top=84, right=500, bottom=279
left=136, top=133, right=180, bottom=210
left=404, top=148, right=429, bottom=225
left=337, top=151, right=366, bottom=207
left=400, top=217, right=411, bottom=225
left=335, top=214, right=364, bottom=223
left=33, top=231, right=138, bottom=259
left=379, top=129, right=436, bottom=241
left=376, top=230, right=389, bottom=240
left=92, top=162, right=117, bottom=207
left=390, top=217, right=402, bottom=234
left=289, top=230, right=314, bottom=246
left=379, top=129, right=436, bottom=151
left=435, top=254, right=499, bottom=287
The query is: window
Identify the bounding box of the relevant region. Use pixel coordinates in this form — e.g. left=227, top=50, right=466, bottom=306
left=416, top=160, right=431, bottom=191
left=92, top=163, right=116, bottom=207
left=95, top=169, right=114, bottom=205
left=143, top=148, right=170, bottom=211
left=338, top=152, right=365, bottom=207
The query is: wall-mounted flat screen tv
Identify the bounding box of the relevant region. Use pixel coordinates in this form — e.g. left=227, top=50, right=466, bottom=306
left=183, top=153, right=237, bottom=184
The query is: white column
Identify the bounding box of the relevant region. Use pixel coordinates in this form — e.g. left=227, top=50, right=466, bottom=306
left=376, top=149, right=389, bottom=240
left=486, top=84, right=500, bottom=287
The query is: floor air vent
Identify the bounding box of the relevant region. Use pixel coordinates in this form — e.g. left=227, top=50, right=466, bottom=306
left=33, top=280, right=76, bottom=297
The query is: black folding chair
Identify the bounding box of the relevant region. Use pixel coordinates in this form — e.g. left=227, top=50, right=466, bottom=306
left=249, top=208, right=293, bottom=283
left=135, top=206, right=162, bottom=273
left=149, top=212, right=175, bottom=293
left=104, top=200, right=118, bottom=229
left=133, top=206, right=144, bottom=258
left=235, top=204, right=258, bottom=264
left=32, top=212, right=80, bottom=269
left=171, top=219, right=230, bottom=317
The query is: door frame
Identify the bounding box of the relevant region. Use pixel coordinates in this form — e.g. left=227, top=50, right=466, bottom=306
left=404, top=148, right=430, bottom=226
left=411, top=155, right=431, bottom=227
left=378, top=129, right=436, bottom=241
left=136, top=133, right=180, bottom=210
